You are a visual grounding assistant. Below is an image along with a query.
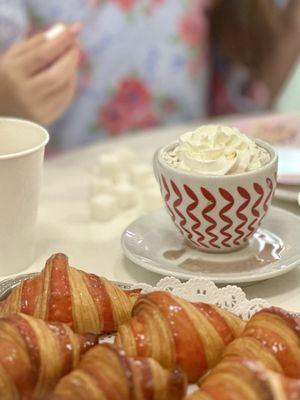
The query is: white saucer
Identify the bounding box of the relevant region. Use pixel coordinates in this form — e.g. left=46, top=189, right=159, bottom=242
left=121, top=206, right=300, bottom=284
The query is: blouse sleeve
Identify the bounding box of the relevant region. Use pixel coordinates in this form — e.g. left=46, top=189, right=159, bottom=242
left=0, top=0, right=29, bottom=51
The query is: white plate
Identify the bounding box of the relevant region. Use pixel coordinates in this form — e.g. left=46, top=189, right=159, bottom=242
left=229, top=112, right=300, bottom=185
left=122, top=206, right=300, bottom=285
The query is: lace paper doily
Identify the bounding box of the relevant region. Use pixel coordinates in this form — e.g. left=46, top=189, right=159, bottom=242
left=129, top=276, right=270, bottom=320
left=103, top=277, right=270, bottom=353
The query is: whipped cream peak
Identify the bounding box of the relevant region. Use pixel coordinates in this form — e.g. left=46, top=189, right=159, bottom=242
left=163, top=125, right=271, bottom=176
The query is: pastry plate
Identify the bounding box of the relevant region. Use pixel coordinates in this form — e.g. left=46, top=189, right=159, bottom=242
left=122, top=206, right=300, bottom=285
left=0, top=272, right=298, bottom=396
left=0, top=274, right=132, bottom=301
left=0, top=272, right=299, bottom=320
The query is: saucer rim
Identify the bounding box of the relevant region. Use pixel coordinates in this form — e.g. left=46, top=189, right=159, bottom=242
left=121, top=206, right=300, bottom=284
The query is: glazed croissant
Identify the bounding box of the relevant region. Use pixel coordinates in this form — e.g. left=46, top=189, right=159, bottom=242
left=0, top=313, right=98, bottom=400
left=52, top=343, right=187, bottom=400
left=0, top=253, right=140, bottom=334
left=115, top=291, right=245, bottom=382
left=186, top=359, right=300, bottom=400
left=222, top=307, right=300, bottom=379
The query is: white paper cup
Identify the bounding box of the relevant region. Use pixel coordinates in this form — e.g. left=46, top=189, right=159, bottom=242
left=0, top=118, right=49, bottom=274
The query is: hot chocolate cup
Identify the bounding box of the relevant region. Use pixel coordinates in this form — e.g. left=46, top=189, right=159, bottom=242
left=153, top=139, right=278, bottom=253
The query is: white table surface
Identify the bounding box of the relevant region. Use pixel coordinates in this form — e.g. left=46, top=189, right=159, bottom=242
left=5, top=123, right=300, bottom=312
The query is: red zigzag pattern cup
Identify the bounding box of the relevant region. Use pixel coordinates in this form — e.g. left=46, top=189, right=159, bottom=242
left=153, top=140, right=278, bottom=253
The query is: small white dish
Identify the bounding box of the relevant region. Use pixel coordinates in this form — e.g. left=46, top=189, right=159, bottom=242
left=230, top=112, right=300, bottom=184
left=121, top=206, right=300, bottom=285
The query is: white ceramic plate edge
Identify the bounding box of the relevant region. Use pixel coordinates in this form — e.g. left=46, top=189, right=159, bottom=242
left=121, top=206, right=300, bottom=284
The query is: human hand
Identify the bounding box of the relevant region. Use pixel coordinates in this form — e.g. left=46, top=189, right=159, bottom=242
left=0, top=23, right=81, bottom=125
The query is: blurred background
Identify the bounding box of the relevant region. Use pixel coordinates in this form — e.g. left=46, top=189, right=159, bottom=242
left=0, top=0, right=299, bottom=150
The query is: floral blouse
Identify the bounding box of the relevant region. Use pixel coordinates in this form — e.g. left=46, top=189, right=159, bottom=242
left=0, top=0, right=213, bottom=148
left=0, top=0, right=259, bottom=149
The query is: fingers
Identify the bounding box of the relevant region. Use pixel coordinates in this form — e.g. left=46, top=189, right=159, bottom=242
left=10, top=33, right=46, bottom=57
left=30, top=46, right=80, bottom=96
left=68, top=22, right=82, bottom=36
left=21, top=70, right=77, bottom=126
left=38, top=78, right=77, bottom=125
left=0, top=22, right=81, bottom=126
left=20, top=26, right=79, bottom=76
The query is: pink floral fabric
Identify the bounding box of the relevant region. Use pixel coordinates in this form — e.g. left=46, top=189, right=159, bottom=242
left=0, top=0, right=211, bottom=148
left=99, top=76, right=180, bottom=134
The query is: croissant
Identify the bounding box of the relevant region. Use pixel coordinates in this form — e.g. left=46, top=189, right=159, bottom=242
left=222, top=307, right=300, bottom=378
left=186, top=359, right=300, bottom=400
left=115, top=291, right=245, bottom=382
left=0, top=253, right=140, bottom=334
left=51, top=343, right=187, bottom=400
left=0, top=313, right=98, bottom=400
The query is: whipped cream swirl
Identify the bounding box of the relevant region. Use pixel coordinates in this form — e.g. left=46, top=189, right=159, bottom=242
left=163, top=125, right=271, bottom=175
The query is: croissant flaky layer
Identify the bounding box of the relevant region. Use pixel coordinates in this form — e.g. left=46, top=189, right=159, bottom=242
left=115, top=291, right=245, bottom=382
left=0, top=313, right=98, bottom=400
left=187, top=307, right=300, bottom=399
left=223, top=307, right=300, bottom=379
left=51, top=343, right=187, bottom=400
left=186, top=359, right=300, bottom=400
left=0, top=253, right=140, bottom=333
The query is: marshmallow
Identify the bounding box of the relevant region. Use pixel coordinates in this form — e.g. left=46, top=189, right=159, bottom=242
left=96, top=153, right=120, bottom=179
left=90, top=194, right=118, bottom=222
left=113, top=147, right=135, bottom=166
left=45, top=24, right=66, bottom=40
left=141, top=187, right=163, bottom=212
left=130, top=163, right=154, bottom=187
left=140, top=175, right=159, bottom=189
left=90, top=177, right=113, bottom=196
left=113, top=172, right=131, bottom=185
left=113, top=182, right=138, bottom=209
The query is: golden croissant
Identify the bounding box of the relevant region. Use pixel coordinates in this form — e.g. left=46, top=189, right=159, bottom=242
left=0, top=253, right=140, bottom=334
left=51, top=343, right=187, bottom=400
left=0, top=313, right=98, bottom=400
left=223, top=307, right=300, bottom=378
left=115, top=291, right=245, bottom=382
left=186, top=359, right=300, bottom=400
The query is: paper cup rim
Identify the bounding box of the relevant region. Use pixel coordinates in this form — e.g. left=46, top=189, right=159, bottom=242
left=156, top=139, right=277, bottom=180
left=0, top=118, right=49, bottom=160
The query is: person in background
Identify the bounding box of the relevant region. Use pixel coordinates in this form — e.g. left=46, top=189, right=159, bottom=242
left=210, top=0, right=300, bottom=115
left=0, top=0, right=299, bottom=149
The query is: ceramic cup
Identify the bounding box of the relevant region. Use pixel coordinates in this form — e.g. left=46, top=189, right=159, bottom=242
left=0, top=118, right=49, bottom=274
left=153, top=139, right=278, bottom=253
